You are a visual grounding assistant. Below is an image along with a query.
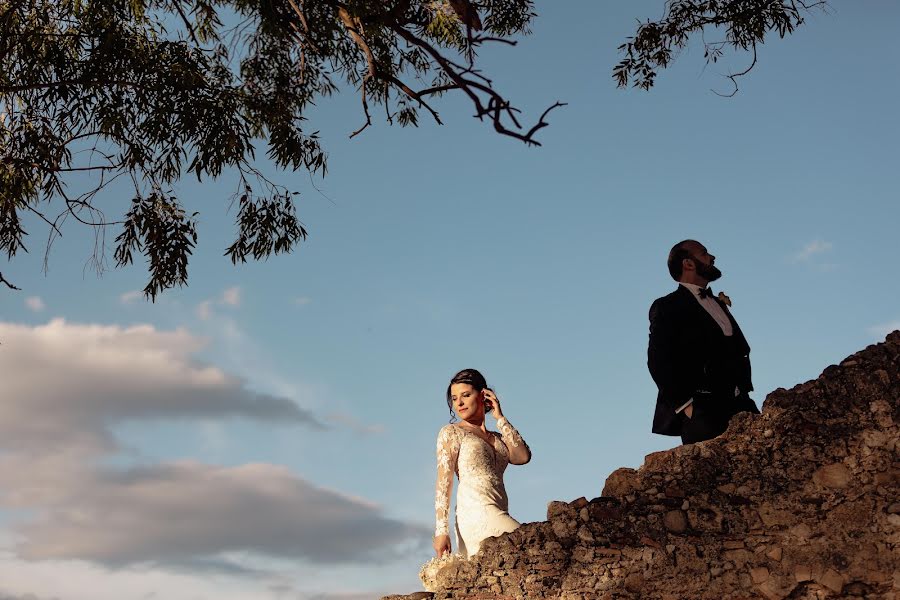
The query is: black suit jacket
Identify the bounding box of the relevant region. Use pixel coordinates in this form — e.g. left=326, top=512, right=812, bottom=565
left=647, top=285, right=754, bottom=436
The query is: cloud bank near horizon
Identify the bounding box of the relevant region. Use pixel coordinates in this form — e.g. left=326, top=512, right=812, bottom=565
left=0, top=319, right=428, bottom=572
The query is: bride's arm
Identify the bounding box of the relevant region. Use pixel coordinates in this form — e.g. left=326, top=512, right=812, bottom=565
left=433, top=425, right=459, bottom=556
left=484, top=389, right=531, bottom=465
left=496, top=416, right=531, bottom=465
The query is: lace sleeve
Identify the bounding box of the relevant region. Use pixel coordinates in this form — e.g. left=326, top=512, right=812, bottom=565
left=497, top=416, right=531, bottom=465
left=434, top=425, right=459, bottom=537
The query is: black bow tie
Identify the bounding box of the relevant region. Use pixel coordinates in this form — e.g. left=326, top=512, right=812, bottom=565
left=698, top=287, right=715, bottom=299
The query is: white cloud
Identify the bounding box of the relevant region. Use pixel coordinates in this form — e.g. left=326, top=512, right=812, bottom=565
left=326, top=412, right=386, bottom=436
left=0, top=319, right=323, bottom=453
left=11, top=461, right=427, bottom=566
left=0, top=551, right=284, bottom=600
left=868, top=320, right=900, bottom=339
left=195, top=287, right=242, bottom=320
left=196, top=300, right=213, bottom=321
left=119, top=291, right=143, bottom=304
left=195, top=315, right=326, bottom=414
left=793, top=239, right=833, bottom=262
left=0, top=319, right=427, bottom=578
left=221, top=287, right=241, bottom=307
left=0, top=587, right=57, bottom=600
left=0, top=553, right=406, bottom=600
left=24, top=297, right=45, bottom=312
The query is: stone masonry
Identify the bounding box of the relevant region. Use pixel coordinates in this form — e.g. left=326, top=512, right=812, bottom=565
left=386, top=331, right=900, bottom=600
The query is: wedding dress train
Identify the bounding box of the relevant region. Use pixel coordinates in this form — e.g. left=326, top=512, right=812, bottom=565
left=434, top=417, right=529, bottom=557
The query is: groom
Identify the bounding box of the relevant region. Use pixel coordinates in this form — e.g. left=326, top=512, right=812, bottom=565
left=647, top=240, right=759, bottom=444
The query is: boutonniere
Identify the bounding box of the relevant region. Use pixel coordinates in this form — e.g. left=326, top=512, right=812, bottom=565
left=717, top=291, right=732, bottom=307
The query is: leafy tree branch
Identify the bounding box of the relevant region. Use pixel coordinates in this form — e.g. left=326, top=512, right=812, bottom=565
left=614, top=0, right=828, bottom=92
left=1, top=1, right=831, bottom=297
left=1, top=0, right=557, bottom=297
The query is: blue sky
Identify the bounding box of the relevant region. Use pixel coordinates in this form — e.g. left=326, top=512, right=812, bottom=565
left=2, top=2, right=899, bottom=599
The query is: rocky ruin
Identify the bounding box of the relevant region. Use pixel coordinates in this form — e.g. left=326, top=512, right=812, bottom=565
left=386, top=332, right=900, bottom=600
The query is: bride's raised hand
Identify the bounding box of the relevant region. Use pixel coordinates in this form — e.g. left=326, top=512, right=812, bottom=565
left=483, top=388, right=503, bottom=420
left=433, top=534, right=451, bottom=557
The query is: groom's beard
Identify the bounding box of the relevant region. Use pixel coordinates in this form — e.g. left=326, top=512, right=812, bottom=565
left=695, top=261, right=722, bottom=282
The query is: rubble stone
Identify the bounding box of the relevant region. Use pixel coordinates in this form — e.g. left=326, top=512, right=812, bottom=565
left=398, top=331, right=900, bottom=600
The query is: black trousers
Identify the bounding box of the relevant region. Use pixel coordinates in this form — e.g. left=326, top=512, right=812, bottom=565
left=680, top=392, right=759, bottom=445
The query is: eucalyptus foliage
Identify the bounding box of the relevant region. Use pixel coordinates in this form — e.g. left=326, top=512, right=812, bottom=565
left=0, top=0, right=551, bottom=297
left=614, top=0, right=826, bottom=94
left=1, top=0, right=823, bottom=297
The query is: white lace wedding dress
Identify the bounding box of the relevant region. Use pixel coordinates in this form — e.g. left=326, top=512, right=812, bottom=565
left=434, top=417, right=530, bottom=557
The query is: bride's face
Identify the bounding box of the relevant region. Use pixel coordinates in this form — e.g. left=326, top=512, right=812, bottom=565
left=449, top=383, right=484, bottom=422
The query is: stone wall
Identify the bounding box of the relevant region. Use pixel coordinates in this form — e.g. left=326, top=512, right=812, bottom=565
left=386, top=331, right=900, bottom=600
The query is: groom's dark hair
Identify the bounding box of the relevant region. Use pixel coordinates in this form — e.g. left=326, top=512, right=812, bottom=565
left=667, top=239, right=698, bottom=281
left=446, top=368, right=490, bottom=422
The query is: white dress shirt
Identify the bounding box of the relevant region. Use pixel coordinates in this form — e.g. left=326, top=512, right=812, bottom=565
left=680, top=282, right=733, bottom=336
left=675, top=283, right=739, bottom=414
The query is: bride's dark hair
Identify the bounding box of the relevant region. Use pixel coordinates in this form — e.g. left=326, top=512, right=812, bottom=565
left=446, top=368, right=491, bottom=422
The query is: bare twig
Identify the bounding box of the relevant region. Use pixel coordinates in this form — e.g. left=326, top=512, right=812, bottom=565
left=520, top=101, right=567, bottom=141
left=286, top=0, right=321, bottom=52
left=0, top=271, right=20, bottom=290
left=338, top=7, right=376, bottom=138
left=383, top=73, right=443, bottom=124
left=173, top=0, right=201, bottom=46
left=0, top=79, right=144, bottom=93
left=418, top=83, right=461, bottom=97
left=712, top=44, right=758, bottom=98
left=389, top=24, right=559, bottom=146
left=52, top=164, right=121, bottom=172
left=26, top=205, right=63, bottom=239
left=470, top=36, right=518, bottom=47
left=349, top=83, right=373, bottom=138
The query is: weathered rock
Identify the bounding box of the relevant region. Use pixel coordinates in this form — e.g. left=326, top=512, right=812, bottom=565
left=819, top=568, right=845, bottom=593
left=812, top=462, right=853, bottom=489
left=546, top=500, right=568, bottom=519
left=662, top=510, right=687, bottom=533
left=602, top=467, right=639, bottom=497
left=392, top=331, right=900, bottom=600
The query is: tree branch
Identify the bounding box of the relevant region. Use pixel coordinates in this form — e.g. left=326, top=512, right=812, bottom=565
left=0, top=271, right=20, bottom=290
left=0, top=79, right=145, bottom=93
left=614, top=0, right=829, bottom=92
left=172, top=0, right=201, bottom=47
left=286, top=0, right=321, bottom=52
left=389, top=24, right=559, bottom=146
left=338, top=7, right=376, bottom=138
left=26, top=204, right=64, bottom=239
left=383, top=73, right=443, bottom=124
left=712, top=44, right=758, bottom=98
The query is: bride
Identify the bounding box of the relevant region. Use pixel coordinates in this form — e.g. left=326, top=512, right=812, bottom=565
left=433, top=368, right=531, bottom=558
